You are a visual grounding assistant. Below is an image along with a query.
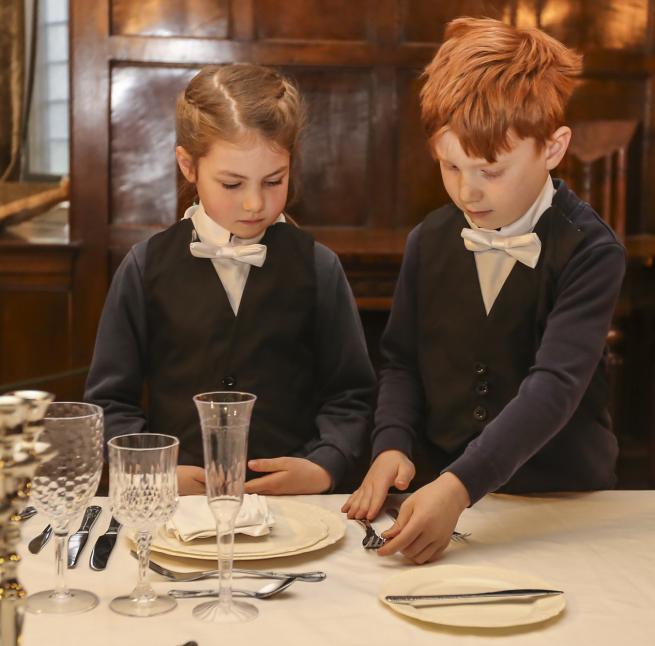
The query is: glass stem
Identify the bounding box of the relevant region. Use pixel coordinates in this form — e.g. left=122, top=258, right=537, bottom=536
left=132, top=530, right=156, bottom=602
left=217, top=520, right=235, bottom=608
left=53, top=527, right=70, bottom=600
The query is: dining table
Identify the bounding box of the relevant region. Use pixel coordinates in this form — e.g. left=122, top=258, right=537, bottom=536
left=16, top=490, right=655, bottom=646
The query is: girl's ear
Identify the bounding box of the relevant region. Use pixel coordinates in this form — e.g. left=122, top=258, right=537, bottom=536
left=176, top=146, right=197, bottom=183
left=545, top=126, right=572, bottom=170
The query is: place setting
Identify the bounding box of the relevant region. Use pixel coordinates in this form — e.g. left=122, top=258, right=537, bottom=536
left=12, top=389, right=566, bottom=635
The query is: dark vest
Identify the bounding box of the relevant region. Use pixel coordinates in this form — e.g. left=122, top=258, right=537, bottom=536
left=144, top=219, right=317, bottom=466
left=417, top=199, right=612, bottom=460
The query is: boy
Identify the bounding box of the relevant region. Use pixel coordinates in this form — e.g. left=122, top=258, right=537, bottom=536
left=342, top=17, right=626, bottom=563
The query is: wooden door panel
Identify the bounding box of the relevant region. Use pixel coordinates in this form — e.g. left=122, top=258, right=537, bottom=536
left=288, top=67, right=373, bottom=227
left=111, top=0, right=231, bottom=38
left=111, top=65, right=196, bottom=227
left=255, top=0, right=370, bottom=41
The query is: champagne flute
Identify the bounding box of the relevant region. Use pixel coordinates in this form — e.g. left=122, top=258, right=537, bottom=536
left=193, top=391, right=257, bottom=624
left=26, top=401, right=103, bottom=615
left=108, top=433, right=179, bottom=617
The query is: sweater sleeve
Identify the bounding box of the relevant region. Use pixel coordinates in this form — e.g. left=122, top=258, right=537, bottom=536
left=370, top=225, right=425, bottom=462
left=84, top=244, right=149, bottom=446
left=446, top=241, right=626, bottom=504
left=303, top=243, right=377, bottom=490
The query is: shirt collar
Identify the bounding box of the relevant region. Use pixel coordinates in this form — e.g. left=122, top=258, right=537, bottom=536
left=463, top=175, right=554, bottom=237
left=183, top=202, right=286, bottom=246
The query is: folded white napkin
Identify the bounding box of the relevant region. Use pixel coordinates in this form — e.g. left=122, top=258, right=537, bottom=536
left=166, top=494, right=275, bottom=542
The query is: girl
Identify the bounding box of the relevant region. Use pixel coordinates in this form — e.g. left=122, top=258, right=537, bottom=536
left=86, top=64, right=376, bottom=495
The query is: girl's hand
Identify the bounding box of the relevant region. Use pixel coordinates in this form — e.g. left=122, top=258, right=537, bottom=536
left=245, top=457, right=332, bottom=495
left=377, top=471, right=470, bottom=564
left=176, top=465, right=206, bottom=495
left=341, top=450, right=416, bottom=520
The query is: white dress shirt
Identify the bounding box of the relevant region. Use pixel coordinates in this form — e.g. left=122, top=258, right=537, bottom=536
left=183, top=203, right=285, bottom=314
left=464, top=176, right=555, bottom=314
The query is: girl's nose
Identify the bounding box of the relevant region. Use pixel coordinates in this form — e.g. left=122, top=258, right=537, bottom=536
left=243, top=191, right=264, bottom=213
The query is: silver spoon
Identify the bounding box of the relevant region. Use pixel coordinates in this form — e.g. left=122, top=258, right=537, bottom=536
left=168, top=576, right=297, bottom=600
left=28, top=524, right=53, bottom=554
left=13, top=506, right=37, bottom=522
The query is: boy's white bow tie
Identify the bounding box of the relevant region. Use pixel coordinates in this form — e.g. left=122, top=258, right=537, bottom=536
left=460, top=228, right=541, bottom=268
left=189, top=241, right=267, bottom=267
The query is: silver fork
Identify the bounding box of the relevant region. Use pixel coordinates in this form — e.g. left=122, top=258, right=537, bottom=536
left=355, top=518, right=386, bottom=549
left=137, top=553, right=326, bottom=583
left=386, top=508, right=471, bottom=542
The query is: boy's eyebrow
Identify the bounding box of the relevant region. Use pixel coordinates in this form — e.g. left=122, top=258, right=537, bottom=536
left=436, top=155, right=502, bottom=168
left=215, top=166, right=288, bottom=180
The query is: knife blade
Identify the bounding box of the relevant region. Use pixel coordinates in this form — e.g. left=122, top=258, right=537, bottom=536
left=89, top=516, right=122, bottom=571
left=28, top=523, right=53, bottom=554
left=385, top=588, right=564, bottom=606
left=67, top=505, right=102, bottom=568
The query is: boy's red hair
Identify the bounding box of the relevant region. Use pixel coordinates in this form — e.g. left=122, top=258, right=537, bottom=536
left=420, top=17, right=582, bottom=161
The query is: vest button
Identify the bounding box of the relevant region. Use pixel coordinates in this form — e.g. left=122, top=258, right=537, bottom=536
left=222, top=375, right=237, bottom=389
left=476, top=381, right=489, bottom=396
left=473, top=406, right=488, bottom=422
left=474, top=362, right=488, bottom=376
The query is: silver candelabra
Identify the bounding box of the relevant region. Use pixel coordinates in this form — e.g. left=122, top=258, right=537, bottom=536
left=0, top=390, right=54, bottom=646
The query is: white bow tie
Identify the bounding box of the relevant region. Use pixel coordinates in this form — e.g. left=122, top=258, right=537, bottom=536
left=189, top=241, right=267, bottom=267
left=460, top=228, right=541, bottom=268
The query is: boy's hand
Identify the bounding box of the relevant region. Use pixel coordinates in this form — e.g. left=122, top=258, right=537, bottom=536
left=245, top=457, right=332, bottom=495
left=341, top=450, right=416, bottom=520
left=377, top=471, right=470, bottom=564
left=177, top=465, right=206, bottom=495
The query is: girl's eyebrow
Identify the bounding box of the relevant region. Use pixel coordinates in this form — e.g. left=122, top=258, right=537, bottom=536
left=215, top=165, right=288, bottom=180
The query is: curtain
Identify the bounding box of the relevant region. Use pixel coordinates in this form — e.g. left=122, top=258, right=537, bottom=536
left=0, top=0, right=25, bottom=181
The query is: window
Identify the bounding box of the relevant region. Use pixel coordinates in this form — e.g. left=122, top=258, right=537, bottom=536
left=26, top=0, right=69, bottom=178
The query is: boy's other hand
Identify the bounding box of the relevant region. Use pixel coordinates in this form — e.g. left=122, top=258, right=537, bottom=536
left=177, top=465, right=206, bottom=495
left=245, top=457, right=332, bottom=494
left=376, top=471, right=470, bottom=564
left=341, top=450, right=415, bottom=520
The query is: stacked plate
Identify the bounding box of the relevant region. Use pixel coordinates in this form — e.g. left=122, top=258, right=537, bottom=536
left=147, top=499, right=345, bottom=561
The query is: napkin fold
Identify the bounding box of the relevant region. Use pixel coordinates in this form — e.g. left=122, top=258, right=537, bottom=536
left=166, top=495, right=275, bottom=542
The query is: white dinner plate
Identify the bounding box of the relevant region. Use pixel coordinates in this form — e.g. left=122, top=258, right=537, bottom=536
left=379, top=564, right=565, bottom=628
left=145, top=499, right=345, bottom=561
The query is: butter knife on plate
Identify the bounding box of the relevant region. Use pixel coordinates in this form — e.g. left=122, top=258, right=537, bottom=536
left=67, top=505, right=102, bottom=568
left=386, top=588, right=564, bottom=607
left=89, top=516, right=122, bottom=571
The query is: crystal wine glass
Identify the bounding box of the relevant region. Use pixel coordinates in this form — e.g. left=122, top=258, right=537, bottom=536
left=26, top=401, right=103, bottom=615
left=192, top=391, right=257, bottom=624
left=108, top=433, right=179, bottom=617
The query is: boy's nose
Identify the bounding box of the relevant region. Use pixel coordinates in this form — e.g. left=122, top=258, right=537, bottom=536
left=459, top=179, right=483, bottom=204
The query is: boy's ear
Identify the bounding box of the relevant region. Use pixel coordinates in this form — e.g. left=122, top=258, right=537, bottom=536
left=176, top=146, right=197, bottom=183
left=545, top=126, right=572, bottom=170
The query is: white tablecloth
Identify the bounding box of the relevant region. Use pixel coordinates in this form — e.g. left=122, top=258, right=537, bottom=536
left=17, top=491, right=655, bottom=645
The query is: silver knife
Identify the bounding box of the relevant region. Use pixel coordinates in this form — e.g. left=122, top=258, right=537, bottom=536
left=89, top=516, right=122, bottom=571
left=28, top=524, right=53, bottom=554
left=67, top=505, right=102, bottom=568
left=386, top=588, right=563, bottom=606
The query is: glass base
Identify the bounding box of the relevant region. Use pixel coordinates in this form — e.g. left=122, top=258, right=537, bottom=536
left=26, top=589, right=99, bottom=615
left=110, top=593, right=177, bottom=617
left=192, top=599, right=258, bottom=623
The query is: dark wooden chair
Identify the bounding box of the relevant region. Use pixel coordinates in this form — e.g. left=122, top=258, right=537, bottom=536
left=559, top=120, right=639, bottom=439
left=564, top=120, right=638, bottom=240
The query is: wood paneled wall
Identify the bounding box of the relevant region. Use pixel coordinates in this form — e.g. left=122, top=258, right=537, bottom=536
left=60, top=0, right=655, bottom=484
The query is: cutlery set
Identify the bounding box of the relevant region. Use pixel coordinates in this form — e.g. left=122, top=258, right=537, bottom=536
left=21, top=506, right=326, bottom=601
left=23, top=505, right=122, bottom=570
